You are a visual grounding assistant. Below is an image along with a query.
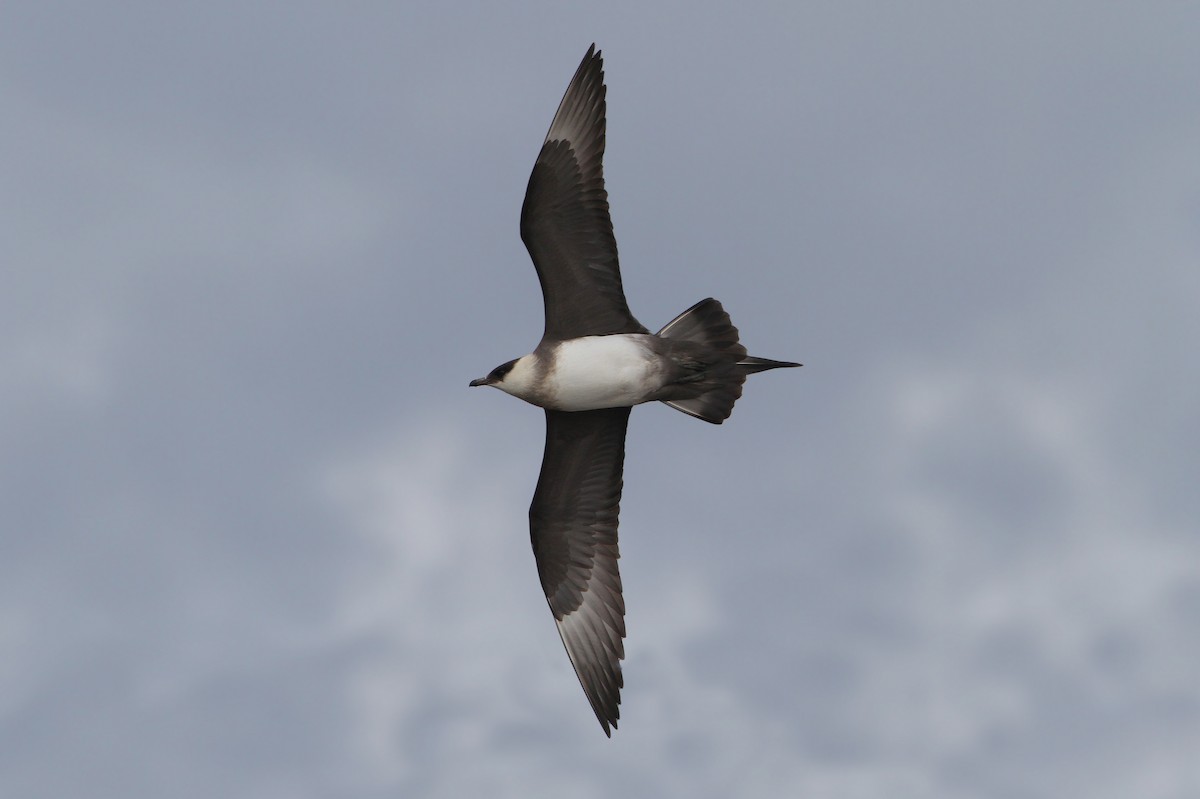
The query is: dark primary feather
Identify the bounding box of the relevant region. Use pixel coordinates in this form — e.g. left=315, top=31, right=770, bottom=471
left=529, top=407, right=630, bottom=735
left=520, top=45, right=647, bottom=342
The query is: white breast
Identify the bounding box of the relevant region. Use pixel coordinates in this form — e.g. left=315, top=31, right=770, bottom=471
left=545, top=335, right=664, bottom=411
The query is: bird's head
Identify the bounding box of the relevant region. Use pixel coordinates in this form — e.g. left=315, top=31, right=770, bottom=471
left=469, top=355, right=537, bottom=399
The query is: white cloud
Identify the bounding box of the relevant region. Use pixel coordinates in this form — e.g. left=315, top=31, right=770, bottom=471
left=315, top=415, right=826, bottom=795
left=865, top=361, right=1200, bottom=796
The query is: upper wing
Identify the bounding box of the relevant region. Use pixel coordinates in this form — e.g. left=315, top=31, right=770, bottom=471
left=529, top=407, right=630, bottom=735
left=520, top=45, right=647, bottom=342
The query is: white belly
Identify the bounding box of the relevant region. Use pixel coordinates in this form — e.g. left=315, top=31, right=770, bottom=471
left=545, top=335, right=664, bottom=411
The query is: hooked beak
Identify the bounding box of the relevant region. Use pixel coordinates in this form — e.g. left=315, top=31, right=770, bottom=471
left=469, top=376, right=491, bottom=388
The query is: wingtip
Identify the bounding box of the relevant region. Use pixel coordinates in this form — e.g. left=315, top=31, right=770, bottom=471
left=584, top=43, right=603, bottom=71
left=597, top=710, right=617, bottom=737
left=586, top=683, right=622, bottom=737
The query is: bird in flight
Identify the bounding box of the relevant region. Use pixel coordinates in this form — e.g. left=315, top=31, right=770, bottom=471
left=470, top=45, right=800, bottom=736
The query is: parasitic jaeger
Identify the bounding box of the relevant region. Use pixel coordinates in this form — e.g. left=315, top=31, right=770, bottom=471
left=470, top=45, right=800, bottom=736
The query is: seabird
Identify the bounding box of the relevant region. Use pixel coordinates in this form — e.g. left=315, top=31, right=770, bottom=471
left=470, top=45, right=800, bottom=736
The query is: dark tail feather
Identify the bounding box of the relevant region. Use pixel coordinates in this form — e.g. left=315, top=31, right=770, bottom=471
left=656, top=298, right=800, bottom=424
left=656, top=297, right=743, bottom=351
left=660, top=391, right=742, bottom=424
left=737, top=355, right=802, bottom=375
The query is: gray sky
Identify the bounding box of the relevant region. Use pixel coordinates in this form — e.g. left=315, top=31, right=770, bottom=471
left=3, top=3, right=1198, bottom=797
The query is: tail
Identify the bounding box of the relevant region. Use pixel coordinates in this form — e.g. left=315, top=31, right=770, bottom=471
left=655, top=298, right=800, bottom=424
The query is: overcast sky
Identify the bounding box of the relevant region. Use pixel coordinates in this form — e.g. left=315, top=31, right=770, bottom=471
left=3, top=3, right=1199, bottom=797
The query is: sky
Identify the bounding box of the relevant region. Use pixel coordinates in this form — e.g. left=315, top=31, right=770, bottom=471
left=3, top=2, right=1199, bottom=797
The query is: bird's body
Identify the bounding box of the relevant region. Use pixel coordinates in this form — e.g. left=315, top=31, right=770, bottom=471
left=485, top=334, right=665, bottom=411
left=470, top=45, right=800, bottom=736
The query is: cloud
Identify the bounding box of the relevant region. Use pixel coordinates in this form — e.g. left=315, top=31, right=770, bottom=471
left=862, top=361, right=1200, bottom=796
left=315, top=414, right=827, bottom=796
